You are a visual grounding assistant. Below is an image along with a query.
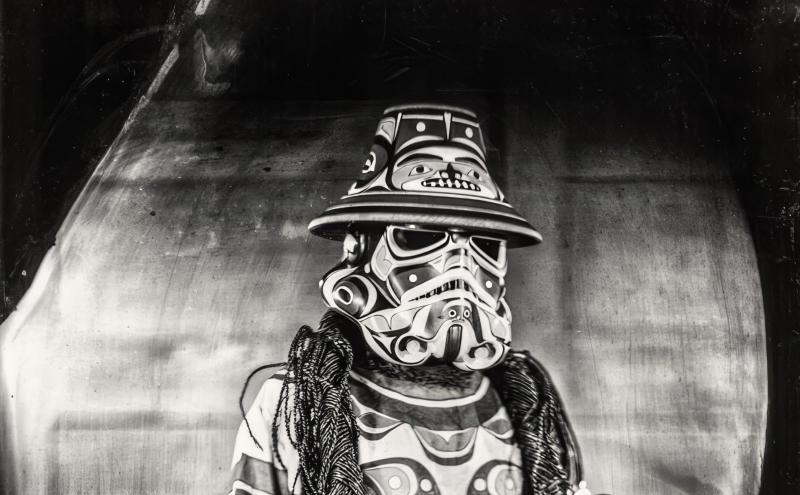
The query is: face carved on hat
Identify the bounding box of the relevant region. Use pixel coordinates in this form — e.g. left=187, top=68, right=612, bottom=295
left=391, top=159, right=500, bottom=200
left=320, top=226, right=512, bottom=371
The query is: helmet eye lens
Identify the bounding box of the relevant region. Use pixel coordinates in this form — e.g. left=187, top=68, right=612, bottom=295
left=391, top=228, right=447, bottom=252
left=471, top=236, right=504, bottom=262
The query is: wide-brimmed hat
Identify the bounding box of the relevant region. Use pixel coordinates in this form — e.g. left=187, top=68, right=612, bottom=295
left=308, top=104, right=542, bottom=247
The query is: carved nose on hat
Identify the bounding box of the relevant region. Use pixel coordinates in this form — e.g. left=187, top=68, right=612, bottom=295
left=439, top=163, right=462, bottom=180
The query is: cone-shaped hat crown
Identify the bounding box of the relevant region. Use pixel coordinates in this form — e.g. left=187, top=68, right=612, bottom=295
left=308, top=104, right=542, bottom=247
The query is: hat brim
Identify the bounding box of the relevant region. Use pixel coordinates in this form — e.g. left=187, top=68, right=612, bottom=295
left=308, top=192, right=542, bottom=248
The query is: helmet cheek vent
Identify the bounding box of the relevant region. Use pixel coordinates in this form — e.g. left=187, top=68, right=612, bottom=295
left=332, top=278, right=370, bottom=317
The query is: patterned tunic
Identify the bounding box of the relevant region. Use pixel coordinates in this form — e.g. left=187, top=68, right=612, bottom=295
left=229, top=369, right=526, bottom=495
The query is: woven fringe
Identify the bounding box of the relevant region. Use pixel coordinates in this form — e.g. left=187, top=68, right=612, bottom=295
left=273, top=310, right=365, bottom=495
left=487, top=351, right=582, bottom=494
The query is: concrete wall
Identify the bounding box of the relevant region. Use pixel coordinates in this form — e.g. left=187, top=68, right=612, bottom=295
left=0, top=98, right=766, bottom=494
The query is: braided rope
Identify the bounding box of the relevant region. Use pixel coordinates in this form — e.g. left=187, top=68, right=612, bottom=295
left=273, top=310, right=365, bottom=495
left=487, top=350, right=582, bottom=494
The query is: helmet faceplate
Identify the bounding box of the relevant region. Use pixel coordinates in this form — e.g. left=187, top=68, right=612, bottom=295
left=321, top=226, right=511, bottom=370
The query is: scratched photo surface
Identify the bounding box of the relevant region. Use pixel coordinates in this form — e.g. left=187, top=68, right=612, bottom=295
left=2, top=2, right=796, bottom=495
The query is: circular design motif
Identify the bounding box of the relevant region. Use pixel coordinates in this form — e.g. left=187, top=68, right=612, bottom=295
left=361, top=459, right=439, bottom=495
left=416, top=122, right=426, bottom=132
left=485, top=280, right=493, bottom=289
left=420, top=479, right=433, bottom=492
left=474, top=462, right=524, bottom=495
left=493, top=468, right=522, bottom=495
left=465, top=127, right=474, bottom=138
left=408, top=273, right=418, bottom=283
left=336, top=286, right=354, bottom=305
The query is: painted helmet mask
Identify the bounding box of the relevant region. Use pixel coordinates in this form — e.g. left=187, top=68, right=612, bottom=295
left=309, top=104, right=542, bottom=370
left=321, top=225, right=511, bottom=370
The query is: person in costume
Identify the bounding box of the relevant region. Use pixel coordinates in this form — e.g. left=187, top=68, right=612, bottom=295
left=228, top=104, right=590, bottom=495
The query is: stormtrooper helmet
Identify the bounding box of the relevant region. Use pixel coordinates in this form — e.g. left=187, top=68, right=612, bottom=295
left=308, top=104, right=541, bottom=370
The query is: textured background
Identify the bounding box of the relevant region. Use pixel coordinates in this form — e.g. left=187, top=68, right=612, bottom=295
left=0, top=96, right=766, bottom=494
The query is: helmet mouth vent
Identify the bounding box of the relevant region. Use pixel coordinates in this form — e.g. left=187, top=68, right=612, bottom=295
left=443, top=324, right=463, bottom=362
left=408, top=279, right=473, bottom=302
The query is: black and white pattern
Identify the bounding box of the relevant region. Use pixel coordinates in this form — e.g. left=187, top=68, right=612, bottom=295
left=229, top=370, right=528, bottom=495
left=308, top=105, right=542, bottom=247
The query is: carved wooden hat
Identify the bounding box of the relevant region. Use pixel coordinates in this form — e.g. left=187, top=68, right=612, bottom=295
left=308, top=104, right=542, bottom=247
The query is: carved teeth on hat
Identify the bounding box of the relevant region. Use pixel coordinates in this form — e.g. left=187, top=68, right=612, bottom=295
left=421, top=178, right=481, bottom=191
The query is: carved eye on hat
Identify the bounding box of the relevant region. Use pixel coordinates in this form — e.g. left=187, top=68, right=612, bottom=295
left=410, top=164, right=430, bottom=176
